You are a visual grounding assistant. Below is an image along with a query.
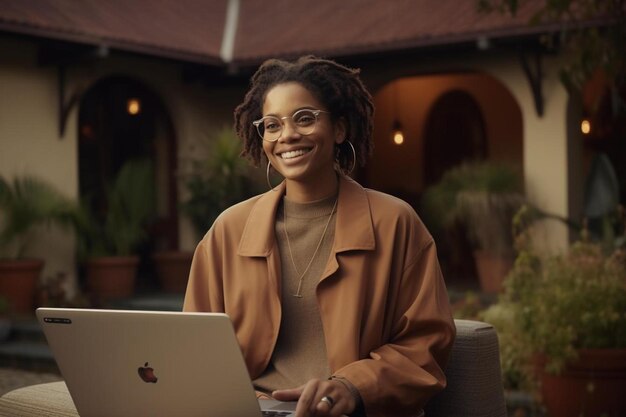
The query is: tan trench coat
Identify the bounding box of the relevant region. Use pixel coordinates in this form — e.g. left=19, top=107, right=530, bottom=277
left=184, top=176, right=455, bottom=417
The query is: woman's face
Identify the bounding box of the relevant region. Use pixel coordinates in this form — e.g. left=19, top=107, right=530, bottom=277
left=261, top=82, right=345, bottom=191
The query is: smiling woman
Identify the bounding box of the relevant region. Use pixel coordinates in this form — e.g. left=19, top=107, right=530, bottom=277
left=259, top=83, right=343, bottom=202
left=183, top=56, right=456, bottom=417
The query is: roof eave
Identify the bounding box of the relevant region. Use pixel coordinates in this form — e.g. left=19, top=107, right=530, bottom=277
left=0, top=21, right=224, bottom=67
left=229, top=18, right=612, bottom=67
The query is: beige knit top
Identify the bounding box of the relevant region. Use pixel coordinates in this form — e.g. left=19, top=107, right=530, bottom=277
left=253, top=194, right=337, bottom=393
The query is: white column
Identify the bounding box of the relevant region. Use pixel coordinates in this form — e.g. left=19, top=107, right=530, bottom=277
left=477, top=54, right=576, bottom=252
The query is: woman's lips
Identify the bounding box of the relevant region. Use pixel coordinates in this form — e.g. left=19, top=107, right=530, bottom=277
left=279, top=148, right=313, bottom=160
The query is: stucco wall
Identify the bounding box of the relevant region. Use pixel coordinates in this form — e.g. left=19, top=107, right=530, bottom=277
left=0, top=37, right=79, bottom=288
left=475, top=53, right=581, bottom=252
left=0, top=36, right=242, bottom=293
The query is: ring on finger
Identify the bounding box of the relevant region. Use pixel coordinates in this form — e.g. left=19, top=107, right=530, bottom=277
left=320, top=396, right=335, bottom=408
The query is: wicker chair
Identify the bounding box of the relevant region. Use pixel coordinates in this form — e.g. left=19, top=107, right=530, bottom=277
left=426, top=319, right=507, bottom=417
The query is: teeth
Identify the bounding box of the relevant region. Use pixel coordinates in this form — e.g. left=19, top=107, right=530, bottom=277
left=281, top=149, right=310, bottom=159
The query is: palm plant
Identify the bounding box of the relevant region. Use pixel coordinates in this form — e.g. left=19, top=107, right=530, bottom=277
left=180, top=127, right=260, bottom=240
left=75, top=159, right=156, bottom=258
left=422, top=161, right=525, bottom=256
left=0, top=175, right=77, bottom=259
left=421, top=161, right=526, bottom=293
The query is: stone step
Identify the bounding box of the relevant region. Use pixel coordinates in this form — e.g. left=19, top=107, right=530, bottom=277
left=8, top=319, right=48, bottom=343
left=0, top=341, right=54, bottom=361
left=0, top=341, right=58, bottom=373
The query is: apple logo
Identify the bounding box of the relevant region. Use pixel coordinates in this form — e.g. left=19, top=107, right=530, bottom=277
left=137, top=362, right=158, bottom=383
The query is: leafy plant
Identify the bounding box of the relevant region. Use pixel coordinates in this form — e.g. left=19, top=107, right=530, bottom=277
left=481, top=300, right=533, bottom=390
left=477, top=0, right=625, bottom=105
left=422, top=161, right=525, bottom=256
left=75, top=159, right=156, bottom=258
left=180, top=127, right=261, bottom=239
left=507, top=241, right=625, bottom=368
left=485, top=152, right=626, bottom=388
left=482, top=208, right=626, bottom=393
left=0, top=175, right=77, bottom=259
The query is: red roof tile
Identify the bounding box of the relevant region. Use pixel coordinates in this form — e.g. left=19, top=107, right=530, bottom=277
left=232, top=0, right=546, bottom=64
left=0, top=0, right=227, bottom=64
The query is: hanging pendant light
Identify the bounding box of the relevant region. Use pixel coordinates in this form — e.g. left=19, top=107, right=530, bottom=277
left=392, top=120, right=405, bottom=145
left=391, top=81, right=404, bottom=145
left=127, top=98, right=141, bottom=115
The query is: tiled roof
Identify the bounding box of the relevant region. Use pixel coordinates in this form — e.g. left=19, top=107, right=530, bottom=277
left=232, top=0, right=546, bottom=64
left=0, top=0, right=558, bottom=66
left=0, top=0, right=227, bottom=64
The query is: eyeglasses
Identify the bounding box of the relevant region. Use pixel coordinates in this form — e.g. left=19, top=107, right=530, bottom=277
left=253, top=109, right=330, bottom=142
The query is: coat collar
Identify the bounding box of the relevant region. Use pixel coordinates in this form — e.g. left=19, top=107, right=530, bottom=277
left=237, top=175, right=375, bottom=257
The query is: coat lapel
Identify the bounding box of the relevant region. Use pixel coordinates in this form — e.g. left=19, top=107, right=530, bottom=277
left=237, top=181, right=285, bottom=301
left=237, top=181, right=285, bottom=257
left=320, top=176, right=376, bottom=282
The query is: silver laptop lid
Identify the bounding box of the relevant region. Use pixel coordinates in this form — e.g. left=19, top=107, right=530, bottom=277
left=36, top=308, right=266, bottom=417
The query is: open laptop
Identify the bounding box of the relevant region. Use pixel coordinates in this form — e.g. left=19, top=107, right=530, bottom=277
left=36, top=308, right=297, bottom=417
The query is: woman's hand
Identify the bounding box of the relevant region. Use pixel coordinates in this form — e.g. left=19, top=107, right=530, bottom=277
left=272, top=378, right=356, bottom=417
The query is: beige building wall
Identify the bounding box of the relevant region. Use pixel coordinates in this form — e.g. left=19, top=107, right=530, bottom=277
left=473, top=53, right=582, bottom=253
left=0, top=37, right=79, bottom=289
left=0, top=36, right=241, bottom=293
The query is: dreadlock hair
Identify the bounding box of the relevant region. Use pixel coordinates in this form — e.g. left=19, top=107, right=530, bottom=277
left=234, top=56, right=375, bottom=172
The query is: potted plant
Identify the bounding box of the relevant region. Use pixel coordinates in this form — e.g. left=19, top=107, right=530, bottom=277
left=161, top=127, right=260, bottom=293
left=75, top=159, right=155, bottom=302
left=482, top=206, right=626, bottom=417
left=0, top=175, right=77, bottom=315
left=180, top=126, right=261, bottom=241
left=422, top=161, right=525, bottom=293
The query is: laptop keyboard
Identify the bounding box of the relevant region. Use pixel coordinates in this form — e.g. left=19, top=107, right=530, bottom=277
left=262, top=411, right=292, bottom=417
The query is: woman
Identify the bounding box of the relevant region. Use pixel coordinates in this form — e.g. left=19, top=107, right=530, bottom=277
left=184, top=56, right=455, bottom=417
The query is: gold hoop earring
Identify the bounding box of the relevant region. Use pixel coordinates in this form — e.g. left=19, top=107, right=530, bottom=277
left=266, top=161, right=280, bottom=192
left=344, top=140, right=357, bottom=175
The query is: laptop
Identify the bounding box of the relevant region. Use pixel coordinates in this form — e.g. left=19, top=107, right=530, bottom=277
left=36, top=308, right=297, bottom=417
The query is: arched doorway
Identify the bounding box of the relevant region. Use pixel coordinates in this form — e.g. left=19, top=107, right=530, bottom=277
left=78, top=76, right=178, bottom=290
left=423, top=90, right=488, bottom=186
left=422, top=89, right=488, bottom=287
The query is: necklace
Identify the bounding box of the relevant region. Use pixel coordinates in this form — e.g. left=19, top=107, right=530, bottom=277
left=283, top=197, right=338, bottom=298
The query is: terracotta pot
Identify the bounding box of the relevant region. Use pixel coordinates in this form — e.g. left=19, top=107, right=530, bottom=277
left=85, top=256, right=139, bottom=301
left=535, top=349, right=626, bottom=417
left=0, top=258, right=44, bottom=314
left=152, top=251, right=193, bottom=293
left=473, top=250, right=513, bottom=294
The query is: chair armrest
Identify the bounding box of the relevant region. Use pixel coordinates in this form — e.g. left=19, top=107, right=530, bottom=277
left=424, top=319, right=507, bottom=417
